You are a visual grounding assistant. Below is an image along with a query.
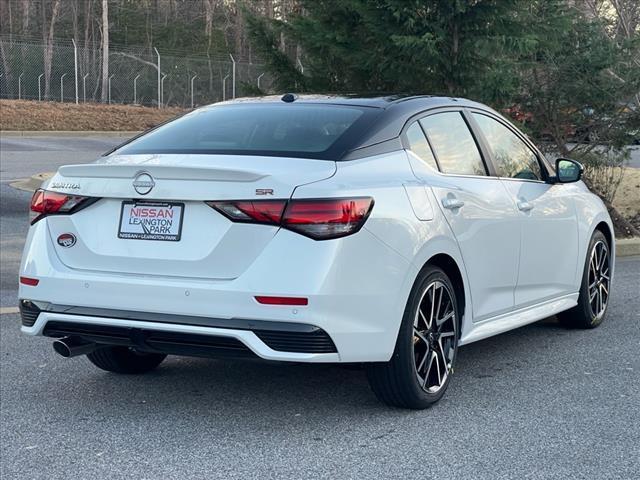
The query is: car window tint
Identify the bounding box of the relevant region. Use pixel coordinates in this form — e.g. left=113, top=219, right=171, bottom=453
left=473, top=113, right=542, bottom=181
left=405, top=122, right=438, bottom=170
left=419, top=112, right=486, bottom=176
left=116, top=104, right=366, bottom=157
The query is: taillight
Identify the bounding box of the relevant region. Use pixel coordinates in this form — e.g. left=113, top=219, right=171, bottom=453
left=207, top=200, right=287, bottom=225
left=30, top=189, right=92, bottom=224
left=282, top=198, right=374, bottom=239
left=208, top=197, right=374, bottom=240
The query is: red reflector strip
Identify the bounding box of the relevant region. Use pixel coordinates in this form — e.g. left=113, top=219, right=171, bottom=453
left=19, top=276, right=39, bottom=286
left=255, top=296, right=308, bottom=306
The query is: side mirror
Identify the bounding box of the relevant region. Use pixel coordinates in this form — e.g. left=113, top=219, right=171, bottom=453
left=551, top=158, right=583, bottom=184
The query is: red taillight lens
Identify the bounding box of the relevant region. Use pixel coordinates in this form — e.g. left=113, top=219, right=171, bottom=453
left=207, top=200, right=287, bottom=225
left=282, top=197, right=374, bottom=239
left=207, top=197, right=374, bottom=240
left=30, top=189, right=91, bottom=224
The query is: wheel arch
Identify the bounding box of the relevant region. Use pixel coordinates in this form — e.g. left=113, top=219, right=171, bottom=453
left=592, top=219, right=615, bottom=282
left=424, top=253, right=466, bottom=328
left=594, top=220, right=613, bottom=250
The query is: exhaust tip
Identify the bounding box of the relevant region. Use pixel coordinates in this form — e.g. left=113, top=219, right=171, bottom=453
left=52, top=336, right=96, bottom=358
left=52, top=339, right=72, bottom=357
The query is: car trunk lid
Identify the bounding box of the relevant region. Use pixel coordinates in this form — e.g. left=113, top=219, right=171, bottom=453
left=45, top=154, right=336, bottom=280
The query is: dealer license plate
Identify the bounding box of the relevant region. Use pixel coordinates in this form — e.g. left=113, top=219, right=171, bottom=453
left=118, top=201, right=184, bottom=241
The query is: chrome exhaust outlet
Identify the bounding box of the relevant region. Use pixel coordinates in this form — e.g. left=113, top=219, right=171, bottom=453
left=52, top=336, right=97, bottom=358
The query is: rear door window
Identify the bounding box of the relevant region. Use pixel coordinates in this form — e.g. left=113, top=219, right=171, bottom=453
left=419, top=112, right=487, bottom=176
left=405, top=122, right=438, bottom=170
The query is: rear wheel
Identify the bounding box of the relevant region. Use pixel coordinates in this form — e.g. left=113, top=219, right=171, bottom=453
left=366, top=266, right=459, bottom=409
left=558, top=230, right=611, bottom=329
left=87, top=346, right=166, bottom=374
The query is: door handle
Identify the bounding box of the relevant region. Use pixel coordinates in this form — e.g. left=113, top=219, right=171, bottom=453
left=442, top=197, right=465, bottom=210
left=517, top=200, right=534, bottom=212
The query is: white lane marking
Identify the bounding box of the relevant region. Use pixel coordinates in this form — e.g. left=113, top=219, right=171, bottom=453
left=0, top=307, right=19, bottom=315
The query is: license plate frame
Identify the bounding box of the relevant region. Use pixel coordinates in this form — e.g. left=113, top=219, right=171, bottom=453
left=118, top=201, right=185, bottom=242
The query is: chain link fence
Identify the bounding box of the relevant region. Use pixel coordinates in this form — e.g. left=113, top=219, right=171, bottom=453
left=0, top=37, right=271, bottom=108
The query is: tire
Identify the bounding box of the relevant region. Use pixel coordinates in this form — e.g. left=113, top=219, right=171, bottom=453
left=366, top=266, right=460, bottom=409
left=558, top=230, right=611, bottom=329
left=87, top=346, right=166, bottom=374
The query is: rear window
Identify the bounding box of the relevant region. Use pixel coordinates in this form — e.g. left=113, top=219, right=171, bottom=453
left=115, top=104, right=373, bottom=159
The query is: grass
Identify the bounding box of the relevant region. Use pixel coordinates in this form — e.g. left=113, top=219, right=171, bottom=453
left=612, top=167, right=640, bottom=234
left=0, top=99, right=185, bottom=131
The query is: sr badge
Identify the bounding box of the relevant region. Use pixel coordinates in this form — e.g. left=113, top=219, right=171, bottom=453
left=57, top=233, right=77, bottom=248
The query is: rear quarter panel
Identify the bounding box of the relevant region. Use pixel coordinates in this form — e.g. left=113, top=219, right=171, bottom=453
left=292, top=151, right=473, bottom=352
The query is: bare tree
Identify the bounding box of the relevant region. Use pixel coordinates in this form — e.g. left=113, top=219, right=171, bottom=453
left=100, top=0, right=109, bottom=102
left=20, top=0, right=30, bottom=36
left=610, top=0, right=640, bottom=38
left=83, top=0, right=94, bottom=84
left=19, top=0, right=31, bottom=89
left=43, top=0, right=61, bottom=99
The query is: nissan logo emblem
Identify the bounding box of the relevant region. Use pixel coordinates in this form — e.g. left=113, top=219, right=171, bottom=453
left=133, top=171, right=155, bottom=195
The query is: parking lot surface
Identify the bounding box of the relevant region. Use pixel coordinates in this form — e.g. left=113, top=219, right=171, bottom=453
left=1, top=135, right=639, bottom=479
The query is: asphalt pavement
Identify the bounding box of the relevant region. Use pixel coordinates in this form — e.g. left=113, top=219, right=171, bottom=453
left=1, top=135, right=639, bottom=479
left=1, top=135, right=123, bottom=308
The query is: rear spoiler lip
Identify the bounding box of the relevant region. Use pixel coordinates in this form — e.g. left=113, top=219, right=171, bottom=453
left=57, top=164, right=268, bottom=183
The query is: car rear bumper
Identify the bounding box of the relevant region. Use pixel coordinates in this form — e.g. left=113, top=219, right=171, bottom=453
left=22, top=306, right=340, bottom=362
left=19, top=219, right=416, bottom=363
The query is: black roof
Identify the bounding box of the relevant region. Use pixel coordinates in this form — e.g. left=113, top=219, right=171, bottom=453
left=213, top=94, right=495, bottom=159
left=219, top=93, right=486, bottom=110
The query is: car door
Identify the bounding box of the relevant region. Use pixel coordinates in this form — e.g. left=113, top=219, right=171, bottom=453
left=470, top=111, right=579, bottom=307
left=405, top=110, right=521, bottom=322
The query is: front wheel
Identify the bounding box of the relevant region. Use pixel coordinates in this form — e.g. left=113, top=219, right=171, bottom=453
left=558, top=230, right=611, bottom=329
left=366, top=266, right=460, bottom=409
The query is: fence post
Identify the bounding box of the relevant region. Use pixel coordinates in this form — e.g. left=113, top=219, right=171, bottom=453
left=18, top=73, right=24, bottom=100
left=161, top=74, right=168, bottom=107
left=108, top=74, right=114, bottom=104
left=222, top=75, right=229, bottom=102
left=60, top=73, right=67, bottom=102
left=257, top=73, right=265, bottom=89
left=82, top=73, right=89, bottom=103
left=38, top=74, right=44, bottom=101
left=190, top=75, right=198, bottom=108
left=154, top=47, right=161, bottom=109
left=229, top=54, right=236, bottom=99
left=133, top=74, right=140, bottom=105
left=71, top=38, right=79, bottom=104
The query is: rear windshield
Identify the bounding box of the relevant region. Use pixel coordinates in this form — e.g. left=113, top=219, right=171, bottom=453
left=114, top=103, right=377, bottom=159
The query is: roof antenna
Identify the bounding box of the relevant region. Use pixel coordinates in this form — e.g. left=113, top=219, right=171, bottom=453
left=281, top=93, right=297, bottom=103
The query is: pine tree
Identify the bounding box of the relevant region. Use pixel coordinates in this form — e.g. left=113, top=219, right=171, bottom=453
left=246, top=0, right=535, bottom=100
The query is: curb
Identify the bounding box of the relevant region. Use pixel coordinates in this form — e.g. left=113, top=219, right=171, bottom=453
left=616, top=238, right=640, bottom=258
left=1, top=130, right=140, bottom=137
left=9, top=172, right=640, bottom=258
left=9, top=172, right=54, bottom=193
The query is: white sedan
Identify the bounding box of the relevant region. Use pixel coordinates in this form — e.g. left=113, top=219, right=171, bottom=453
left=18, top=94, right=613, bottom=408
